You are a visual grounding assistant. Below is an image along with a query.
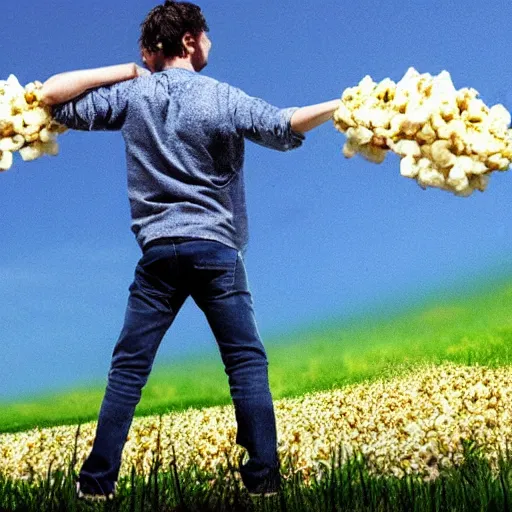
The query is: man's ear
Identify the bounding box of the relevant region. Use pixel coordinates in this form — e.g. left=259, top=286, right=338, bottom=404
left=182, top=32, right=197, bottom=55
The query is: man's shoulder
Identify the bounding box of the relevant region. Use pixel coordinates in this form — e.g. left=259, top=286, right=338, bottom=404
left=194, top=72, right=221, bottom=87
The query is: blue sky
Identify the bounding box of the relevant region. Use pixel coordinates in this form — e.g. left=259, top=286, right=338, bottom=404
left=2, top=0, right=512, bottom=401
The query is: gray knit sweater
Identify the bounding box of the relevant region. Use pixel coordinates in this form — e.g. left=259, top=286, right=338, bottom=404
left=51, top=68, right=304, bottom=252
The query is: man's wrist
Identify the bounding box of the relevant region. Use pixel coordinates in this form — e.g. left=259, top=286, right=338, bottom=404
left=128, top=63, right=138, bottom=80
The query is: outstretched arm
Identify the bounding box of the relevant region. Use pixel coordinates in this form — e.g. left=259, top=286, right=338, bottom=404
left=40, top=63, right=148, bottom=105
left=228, top=85, right=343, bottom=151
left=290, top=99, right=340, bottom=133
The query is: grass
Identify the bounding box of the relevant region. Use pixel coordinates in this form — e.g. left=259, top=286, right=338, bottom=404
left=1, top=435, right=511, bottom=511
left=2, top=269, right=512, bottom=510
left=2, top=270, right=512, bottom=434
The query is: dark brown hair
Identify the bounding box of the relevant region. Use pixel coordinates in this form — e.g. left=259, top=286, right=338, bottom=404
left=139, top=1, right=209, bottom=58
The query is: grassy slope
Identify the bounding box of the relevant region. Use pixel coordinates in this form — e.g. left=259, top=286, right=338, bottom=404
left=2, top=271, right=512, bottom=434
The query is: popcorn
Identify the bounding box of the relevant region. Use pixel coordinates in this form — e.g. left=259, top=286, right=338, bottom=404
left=0, top=150, right=13, bottom=171
left=400, top=155, right=418, bottom=178
left=431, top=140, right=456, bottom=169
left=1, top=362, right=511, bottom=487
left=333, top=68, right=512, bottom=196
left=392, top=140, right=421, bottom=158
left=346, top=126, right=373, bottom=145
left=0, top=135, right=24, bottom=152
left=22, top=107, right=49, bottom=126
left=0, top=74, right=67, bottom=172
left=358, top=144, right=387, bottom=164
left=19, top=143, right=44, bottom=162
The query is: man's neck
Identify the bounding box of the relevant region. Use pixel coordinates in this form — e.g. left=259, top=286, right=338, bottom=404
left=162, top=58, right=195, bottom=72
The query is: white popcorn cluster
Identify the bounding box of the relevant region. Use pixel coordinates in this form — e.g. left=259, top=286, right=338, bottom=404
left=0, top=74, right=67, bottom=171
left=333, top=68, right=512, bottom=196
left=0, top=362, right=511, bottom=487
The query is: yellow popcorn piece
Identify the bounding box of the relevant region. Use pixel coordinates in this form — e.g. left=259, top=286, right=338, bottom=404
left=39, top=128, right=56, bottom=143
left=418, top=165, right=445, bottom=189
left=402, top=106, right=432, bottom=132
left=19, top=143, right=43, bottom=162
left=392, top=140, right=421, bottom=158
left=430, top=113, right=447, bottom=133
left=342, top=139, right=359, bottom=159
left=430, top=71, right=457, bottom=99
left=22, top=107, right=50, bottom=126
left=0, top=150, right=13, bottom=171
left=456, top=87, right=479, bottom=112
left=400, top=155, right=418, bottom=178
left=373, top=78, right=395, bottom=102
left=368, top=109, right=393, bottom=129
left=10, top=114, right=24, bottom=134
left=0, top=104, right=13, bottom=119
left=12, top=95, right=29, bottom=114
left=455, top=156, right=477, bottom=175
left=346, top=126, right=373, bottom=145
left=447, top=163, right=470, bottom=192
left=431, top=140, right=456, bottom=169
left=466, top=99, right=488, bottom=123
left=332, top=102, right=356, bottom=131
left=41, top=140, right=59, bottom=156
left=471, top=160, right=488, bottom=175
left=416, top=123, right=437, bottom=145
left=437, top=119, right=465, bottom=140
left=358, top=75, right=377, bottom=97
left=358, top=144, right=387, bottom=164
left=487, top=153, right=510, bottom=171
left=21, top=124, right=40, bottom=137
left=454, top=185, right=475, bottom=197
left=488, top=105, right=511, bottom=137
left=48, top=120, right=68, bottom=134
left=0, top=135, right=24, bottom=152
left=352, top=106, right=375, bottom=128
left=389, top=114, right=407, bottom=137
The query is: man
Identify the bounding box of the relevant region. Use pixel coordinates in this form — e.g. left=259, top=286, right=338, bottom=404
left=41, top=0, right=341, bottom=501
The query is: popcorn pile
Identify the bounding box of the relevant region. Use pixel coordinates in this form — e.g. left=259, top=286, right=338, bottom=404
left=333, top=68, right=512, bottom=196
left=1, top=362, right=511, bottom=486
left=0, top=74, right=67, bottom=171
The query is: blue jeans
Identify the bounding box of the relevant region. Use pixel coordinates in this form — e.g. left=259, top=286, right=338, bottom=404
left=78, top=238, right=279, bottom=495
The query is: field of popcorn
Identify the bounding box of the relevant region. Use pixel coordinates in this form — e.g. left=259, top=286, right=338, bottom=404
left=3, top=274, right=512, bottom=499
left=1, top=277, right=512, bottom=510
left=1, top=361, right=511, bottom=491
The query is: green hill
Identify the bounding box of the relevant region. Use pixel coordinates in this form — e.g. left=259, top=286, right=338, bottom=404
left=1, top=269, right=512, bottom=435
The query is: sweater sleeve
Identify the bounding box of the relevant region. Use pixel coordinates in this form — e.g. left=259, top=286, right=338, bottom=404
left=225, top=84, right=305, bottom=151
left=50, top=80, right=134, bottom=132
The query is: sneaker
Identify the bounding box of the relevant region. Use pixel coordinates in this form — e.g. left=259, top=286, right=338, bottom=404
left=76, top=480, right=115, bottom=502
left=248, top=487, right=279, bottom=498
left=246, top=467, right=281, bottom=498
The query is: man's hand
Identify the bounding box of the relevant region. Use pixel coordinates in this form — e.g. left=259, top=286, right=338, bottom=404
left=290, top=99, right=341, bottom=134
left=134, top=64, right=151, bottom=78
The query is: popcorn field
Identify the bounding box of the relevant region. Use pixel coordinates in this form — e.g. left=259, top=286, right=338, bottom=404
left=0, top=75, right=66, bottom=171
left=333, top=68, right=512, bottom=196
left=0, top=362, right=510, bottom=487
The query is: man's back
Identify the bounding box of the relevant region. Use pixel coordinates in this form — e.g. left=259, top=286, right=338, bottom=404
left=52, top=68, right=303, bottom=252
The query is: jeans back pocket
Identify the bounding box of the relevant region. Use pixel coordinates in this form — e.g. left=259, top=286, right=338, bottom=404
left=191, top=242, right=238, bottom=293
